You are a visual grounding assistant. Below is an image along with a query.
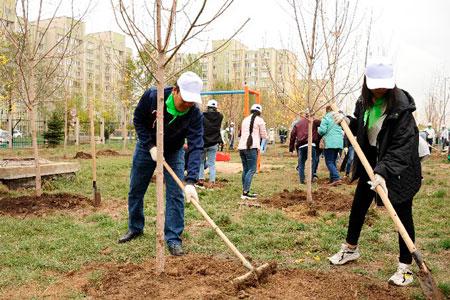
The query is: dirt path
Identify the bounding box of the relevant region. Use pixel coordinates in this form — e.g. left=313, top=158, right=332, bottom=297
left=7, top=254, right=409, bottom=299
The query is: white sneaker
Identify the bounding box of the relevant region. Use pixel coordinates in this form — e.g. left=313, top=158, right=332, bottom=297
left=328, top=243, right=360, bottom=265
left=388, top=263, right=414, bottom=286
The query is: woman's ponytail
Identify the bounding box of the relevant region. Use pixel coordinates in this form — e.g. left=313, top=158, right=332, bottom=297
left=246, top=110, right=260, bottom=149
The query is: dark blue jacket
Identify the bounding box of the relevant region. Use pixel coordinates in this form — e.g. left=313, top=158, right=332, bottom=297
left=133, top=87, right=204, bottom=183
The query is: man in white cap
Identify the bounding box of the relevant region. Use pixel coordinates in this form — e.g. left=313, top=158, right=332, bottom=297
left=119, top=71, right=204, bottom=257
left=198, top=99, right=223, bottom=185
left=424, top=122, right=435, bottom=152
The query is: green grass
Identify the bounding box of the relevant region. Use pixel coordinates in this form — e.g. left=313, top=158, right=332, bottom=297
left=0, top=144, right=449, bottom=298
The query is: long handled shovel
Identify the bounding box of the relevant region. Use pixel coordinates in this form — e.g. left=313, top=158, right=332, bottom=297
left=331, top=104, right=443, bottom=300
left=162, top=160, right=276, bottom=289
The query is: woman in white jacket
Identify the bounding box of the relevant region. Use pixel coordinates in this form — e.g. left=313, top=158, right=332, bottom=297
left=238, top=104, right=267, bottom=199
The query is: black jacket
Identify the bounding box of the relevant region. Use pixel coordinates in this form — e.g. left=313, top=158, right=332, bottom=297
left=349, top=89, right=421, bottom=204
left=133, top=87, right=204, bottom=183
left=203, top=108, right=223, bottom=148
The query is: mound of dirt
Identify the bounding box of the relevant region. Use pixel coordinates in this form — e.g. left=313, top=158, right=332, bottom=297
left=0, top=193, right=92, bottom=216
left=44, top=255, right=408, bottom=300
left=260, top=187, right=352, bottom=212
left=97, top=149, right=120, bottom=156
left=74, top=152, right=92, bottom=159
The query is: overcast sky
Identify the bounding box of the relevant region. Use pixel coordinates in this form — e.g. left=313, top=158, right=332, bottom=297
left=77, top=0, right=450, bottom=123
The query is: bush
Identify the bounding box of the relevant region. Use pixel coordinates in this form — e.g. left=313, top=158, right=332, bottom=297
left=43, top=111, right=64, bottom=147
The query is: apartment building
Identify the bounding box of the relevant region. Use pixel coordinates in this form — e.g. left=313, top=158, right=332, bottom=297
left=174, top=39, right=298, bottom=94
left=0, top=0, right=15, bottom=28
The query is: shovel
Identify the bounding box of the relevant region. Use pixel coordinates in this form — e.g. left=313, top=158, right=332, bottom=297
left=162, top=160, right=276, bottom=289
left=331, top=103, right=443, bottom=300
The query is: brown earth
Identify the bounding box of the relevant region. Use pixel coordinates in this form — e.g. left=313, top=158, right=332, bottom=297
left=260, top=187, right=353, bottom=216
left=74, top=151, right=93, bottom=159
left=0, top=193, right=93, bottom=216
left=18, top=254, right=409, bottom=299
left=97, top=149, right=121, bottom=156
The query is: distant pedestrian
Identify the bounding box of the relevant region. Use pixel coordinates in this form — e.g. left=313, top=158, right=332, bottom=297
left=238, top=104, right=267, bottom=200
left=198, top=99, right=223, bottom=185
left=318, top=106, right=344, bottom=185
left=424, top=122, right=435, bottom=152
left=439, top=125, right=448, bottom=148
left=289, top=113, right=319, bottom=184
left=228, top=122, right=235, bottom=150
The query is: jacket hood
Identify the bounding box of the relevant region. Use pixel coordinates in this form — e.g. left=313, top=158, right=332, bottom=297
left=392, top=89, right=416, bottom=114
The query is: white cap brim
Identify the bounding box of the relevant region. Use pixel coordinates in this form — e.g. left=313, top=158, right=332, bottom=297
left=179, top=89, right=202, bottom=104
left=366, top=77, right=395, bottom=90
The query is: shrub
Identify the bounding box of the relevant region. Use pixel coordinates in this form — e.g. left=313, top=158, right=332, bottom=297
left=43, top=111, right=64, bottom=147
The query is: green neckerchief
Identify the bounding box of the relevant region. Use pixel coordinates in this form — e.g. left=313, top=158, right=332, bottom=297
left=364, top=97, right=385, bottom=129
left=166, top=93, right=190, bottom=124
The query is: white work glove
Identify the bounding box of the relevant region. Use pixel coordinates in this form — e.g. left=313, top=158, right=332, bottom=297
left=184, top=184, right=199, bottom=203
left=331, top=111, right=350, bottom=125
left=343, top=147, right=348, bottom=155
left=368, top=174, right=388, bottom=197
left=150, top=146, right=157, bottom=161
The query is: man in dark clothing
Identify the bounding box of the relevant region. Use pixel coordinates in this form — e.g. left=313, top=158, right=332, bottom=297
left=289, top=113, right=320, bottom=184
left=198, top=99, right=223, bottom=184
left=118, top=72, right=204, bottom=257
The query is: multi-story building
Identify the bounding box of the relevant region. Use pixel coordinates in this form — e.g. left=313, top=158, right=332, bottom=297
left=175, top=39, right=298, bottom=94
left=0, top=0, right=15, bottom=29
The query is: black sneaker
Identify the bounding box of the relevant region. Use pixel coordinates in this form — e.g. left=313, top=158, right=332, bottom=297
left=241, top=192, right=257, bottom=200
left=167, top=243, right=184, bottom=256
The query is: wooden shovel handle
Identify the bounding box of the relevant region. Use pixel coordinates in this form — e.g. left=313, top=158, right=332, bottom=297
left=162, top=160, right=255, bottom=271
left=330, top=103, right=417, bottom=253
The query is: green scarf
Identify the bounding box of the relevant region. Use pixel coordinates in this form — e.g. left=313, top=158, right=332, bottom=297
left=166, top=93, right=190, bottom=124
left=364, top=97, right=385, bottom=129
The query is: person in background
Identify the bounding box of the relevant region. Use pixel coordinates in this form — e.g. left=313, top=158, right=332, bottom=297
left=118, top=72, right=203, bottom=258
left=318, top=106, right=344, bottom=185
left=328, top=58, right=422, bottom=287
left=198, top=99, right=223, bottom=185
left=424, top=122, right=435, bottom=152
left=238, top=104, right=267, bottom=200
left=278, top=126, right=288, bottom=144
left=343, top=134, right=355, bottom=178
left=313, top=119, right=322, bottom=180
left=228, top=122, right=235, bottom=150
left=289, top=112, right=319, bottom=184
left=439, top=125, right=448, bottom=149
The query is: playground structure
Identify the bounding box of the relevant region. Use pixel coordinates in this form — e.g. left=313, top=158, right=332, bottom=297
left=201, top=86, right=262, bottom=167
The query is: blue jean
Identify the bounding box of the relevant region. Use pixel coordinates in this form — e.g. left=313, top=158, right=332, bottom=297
left=128, top=142, right=185, bottom=246
left=199, top=144, right=218, bottom=182
left=298, top=145, right=317, bottom=183
left=239, top=148, right=257, bottom=193
left=345, top=146, right=354, bottom=175
left=324, top=148, right=341, bottom=181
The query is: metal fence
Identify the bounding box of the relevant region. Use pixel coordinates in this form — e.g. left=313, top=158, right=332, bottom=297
left=1, top=116, right=135, bottom=149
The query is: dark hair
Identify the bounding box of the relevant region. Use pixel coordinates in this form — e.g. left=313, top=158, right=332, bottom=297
left=361, top=76, right=398, bottom=114
left=325, top=105, right=332, bottom=113
left=246, top=110, right=261, bottom=149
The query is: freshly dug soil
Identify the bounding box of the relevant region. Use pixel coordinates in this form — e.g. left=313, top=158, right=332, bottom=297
left=49, top=255, right=409, bottom=300
left=260, top=187, right=353, bottom=212
left=74, top=151, right=93, bottom=159
left=0, top=193, right=93, bottom=216
left=97, top=149, right=120, bottom=156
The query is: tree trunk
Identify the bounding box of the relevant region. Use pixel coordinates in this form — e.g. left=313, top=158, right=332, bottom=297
left=306, top=117, right=313, bottom=203
left=63, top=93, right=68, bottom=158
left=30, top=104, right=42, bottom=197
left=155, top=52, right=166, bottom=275
left=122, top=105, right=128, bottom=152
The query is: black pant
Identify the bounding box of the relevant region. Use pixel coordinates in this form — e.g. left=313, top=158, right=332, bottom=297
left=346, top=175, right=415, bottom=264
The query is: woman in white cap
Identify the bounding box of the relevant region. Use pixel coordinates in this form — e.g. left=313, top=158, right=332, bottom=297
left=238, top=104, right=267, bottom=199
left=328, top=58, right=422, bottom=287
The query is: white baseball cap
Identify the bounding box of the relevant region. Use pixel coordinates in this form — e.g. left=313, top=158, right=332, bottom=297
left=251, top=103, right=262, bottom=113
left=207, top=99, right=218, bottom=108
left=177, top=71, right=203, bottom=104
left=365, top=57, right=395, bottom=90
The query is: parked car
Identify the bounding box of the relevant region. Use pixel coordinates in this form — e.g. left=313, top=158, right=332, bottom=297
left=13, top=129, right=23, bottom=138
left=0, top=129, right=11, bottom=146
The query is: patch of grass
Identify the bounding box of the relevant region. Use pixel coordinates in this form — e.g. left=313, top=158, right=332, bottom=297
left=438, top=282, right=450, bottom=298
left=432, top=189, right=447, bottom=198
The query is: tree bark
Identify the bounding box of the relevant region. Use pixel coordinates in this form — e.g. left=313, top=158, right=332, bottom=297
left=306, top=117, right=313, bottom=203
left=155, top=52, right=166, bottom=275
left=63, top=92, right=68, bottom=158
left=30, top=104, right=42, bottom=197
